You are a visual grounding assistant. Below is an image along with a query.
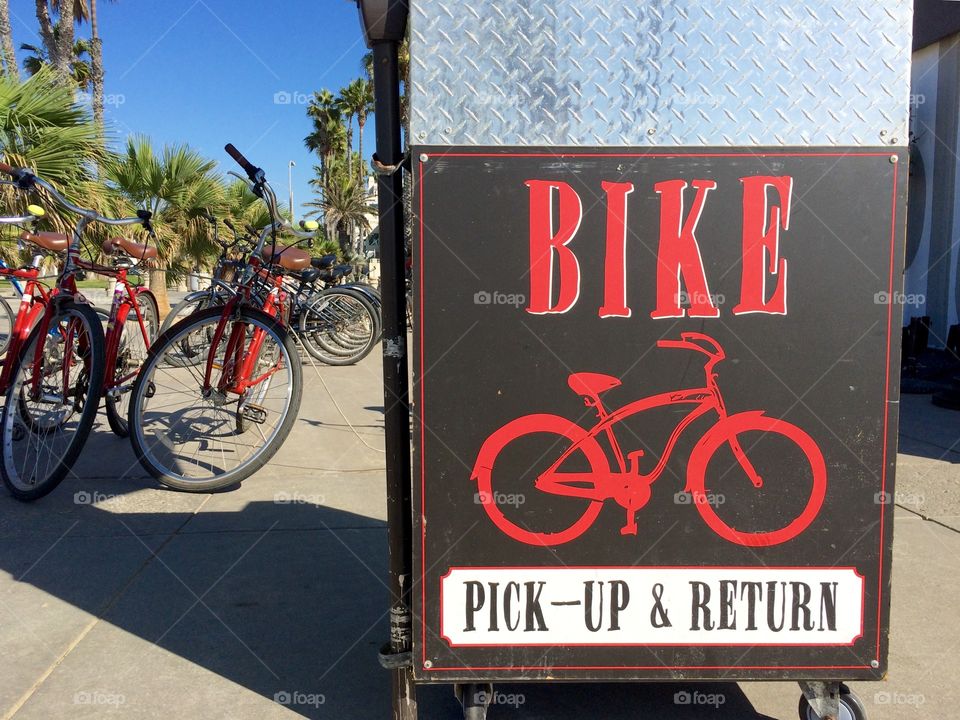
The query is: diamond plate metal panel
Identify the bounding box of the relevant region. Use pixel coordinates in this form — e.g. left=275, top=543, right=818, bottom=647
left=409, top=1, right=913, bottom=147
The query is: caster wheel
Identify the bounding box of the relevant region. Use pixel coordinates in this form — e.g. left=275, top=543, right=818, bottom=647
left=459, top=682, right=492, bottom=720
left=799, top=684, right=868, bottom=720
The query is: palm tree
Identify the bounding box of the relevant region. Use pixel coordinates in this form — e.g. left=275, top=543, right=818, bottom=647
left=20, top=36, right=91, bottom=88
left=338, top=78, right=373, bottom=180
left=86, top=0, right=109, bottom=128
left=305, top=172, right=375, bottom=258
left=0, top=67, right=105, bottom=236
left=105, top=136, right=226, bottom=315
left=304, top=90, right=346, bottom=191
left=0, top=0, right=18, bottom=80
left=35, top=0, right=78, bottom=83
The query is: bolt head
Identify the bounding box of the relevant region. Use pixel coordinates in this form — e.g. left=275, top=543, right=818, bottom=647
left=423, top=660, right=433, bottom=669
left=647, top=127, right=656, bottom=135
left=871, top=659, right=880, bottom=668
left=889, top=155, right=898, bottom=163
left=419, top=154, right=429, bottom=163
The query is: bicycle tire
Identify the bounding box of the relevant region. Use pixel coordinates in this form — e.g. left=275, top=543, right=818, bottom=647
left=472, top=414, right=607, bottom=546
left=297, top=288, right=379, bottom=366
left=105, top=289, right=159, bottom=437
left=127, top=305, right=302, bottom=492
left=688, top=411, right=827, bottom=547
left=0, top=301, right=105, bottom=501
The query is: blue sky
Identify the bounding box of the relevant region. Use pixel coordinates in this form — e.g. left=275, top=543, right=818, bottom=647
left=7, top=0, right=371, bottom=217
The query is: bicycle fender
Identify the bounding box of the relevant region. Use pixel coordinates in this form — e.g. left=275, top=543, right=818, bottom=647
left=182, top=290, right=213, bottom=303
left=685, top=410, right=768, bottom=492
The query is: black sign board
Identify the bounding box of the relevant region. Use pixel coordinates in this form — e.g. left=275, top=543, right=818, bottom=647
left=412, top=147, right=906, bottom=681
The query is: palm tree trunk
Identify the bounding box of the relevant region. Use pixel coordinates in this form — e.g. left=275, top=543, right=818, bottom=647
left=149, top=266, right=171, bottom=319
left=345, top=118, right=353, bottom=176
left=357, top=119, right=364, bottom=181
left=90, top=0, right=103, bottom=128
left=34, top=0, right=57, bottom=67
left=0, top=0, right=18, bottom=80
left=51, top=0, right=75, bottom=81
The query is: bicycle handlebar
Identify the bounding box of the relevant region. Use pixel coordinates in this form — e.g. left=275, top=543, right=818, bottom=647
left=0, top=164, right=150, bottom=228
left=224, top=143, right=262, bottom=182
left=0, top=213, right=41, bottom=226
left=657, top=332, right=725, bottom=360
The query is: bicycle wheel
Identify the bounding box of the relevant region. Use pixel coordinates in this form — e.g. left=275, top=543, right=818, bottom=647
left=127, top=306, right=302, bottom=492
left=0, top=301, right=105, bottom=501
left=105, top=290, right=159, bottom=437
left=298, top=288, right=378, bottom=365
left=472, top=414, right=607, bottom=546
left=688, top=411, right=827, bottom=547
left=0, top=295, right=14, bottom=357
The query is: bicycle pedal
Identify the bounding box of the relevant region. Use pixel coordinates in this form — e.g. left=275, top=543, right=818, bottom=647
left=240, top=404, right=267, bottom=424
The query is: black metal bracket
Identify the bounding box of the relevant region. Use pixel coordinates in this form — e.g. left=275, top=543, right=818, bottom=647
left=378, top=642, right=413, bottom=670
left=371, top=152, right=411, bottom=176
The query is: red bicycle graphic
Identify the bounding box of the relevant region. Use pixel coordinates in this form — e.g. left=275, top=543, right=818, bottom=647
left=472, top=333, right=827, bottom=547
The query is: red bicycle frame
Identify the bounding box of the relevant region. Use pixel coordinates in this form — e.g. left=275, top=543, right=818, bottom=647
left=202, top=260, right=288, bottom=396
left=99, top=266, right=152, bottom=394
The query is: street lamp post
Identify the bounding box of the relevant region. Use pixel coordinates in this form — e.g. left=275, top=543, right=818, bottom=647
left=288, top=160, right=296, bottom=222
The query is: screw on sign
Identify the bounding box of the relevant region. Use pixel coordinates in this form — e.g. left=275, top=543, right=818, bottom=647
left=473, top=333, right=826, bottom=547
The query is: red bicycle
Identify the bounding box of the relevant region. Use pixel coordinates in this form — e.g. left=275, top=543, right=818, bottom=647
left=0, top=163, right=154, bottom=500
left=126, top=144, right=309, bottom=492
left=472, top=333, right=827, bottom=547
left=89, top=237, right=159, bottom=436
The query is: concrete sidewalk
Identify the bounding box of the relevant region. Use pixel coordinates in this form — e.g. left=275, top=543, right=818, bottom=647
left=0, top=352, right=957, bottom=719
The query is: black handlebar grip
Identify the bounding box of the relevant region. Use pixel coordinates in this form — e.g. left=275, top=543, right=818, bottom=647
left=223, top=143, right=263, bottom=182
left=224, top=143, right=260, bottom=180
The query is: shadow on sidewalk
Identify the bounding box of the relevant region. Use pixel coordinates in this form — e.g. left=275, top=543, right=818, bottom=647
left=0, top=485, right=780, bottom=719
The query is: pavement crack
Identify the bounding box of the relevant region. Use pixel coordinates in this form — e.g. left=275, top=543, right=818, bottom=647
left=896, top=502, right=960, bottom=534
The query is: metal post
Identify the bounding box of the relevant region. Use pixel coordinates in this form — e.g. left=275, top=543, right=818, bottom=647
left=372, top=38, right=417, bottom=720
left=287, top=160, right=296, bottom=222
